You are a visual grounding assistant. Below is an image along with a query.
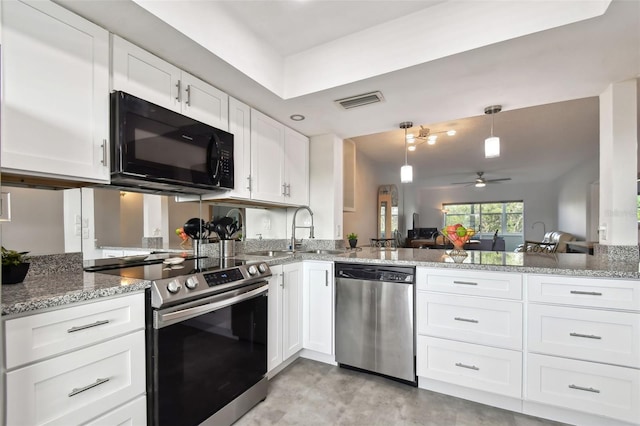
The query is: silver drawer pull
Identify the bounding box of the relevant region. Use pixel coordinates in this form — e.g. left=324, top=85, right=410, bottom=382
left=67, top=320, right=110, bottom=333
left=570, top=290, right=602, bottom=296
left=455, top=362, right=479, bottom=371
left=68, top=377, right=110, bottom=397
left=454, top=317, right=479, bottom=323
left=453, top=280, right=478, bottom=286
left=569, top=384, right=600, bottom=394
left=570, top=332, right=602, bottom=340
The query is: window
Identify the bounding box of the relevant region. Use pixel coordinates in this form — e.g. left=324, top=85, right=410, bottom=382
left=443, top=201, right=524, bottom=238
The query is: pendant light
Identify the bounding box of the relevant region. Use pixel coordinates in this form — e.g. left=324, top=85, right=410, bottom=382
left=484, top=105, right=502, bottom=158
left=400, top=121, right=413, bottom=183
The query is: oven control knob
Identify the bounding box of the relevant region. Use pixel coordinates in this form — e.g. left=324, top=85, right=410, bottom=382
left=258, top=263, right=268, bottom=273
left=248, top=265, right=258, bottom=276
left=166, top=280, right=181, bottom=294
left=185, top=276, right=198, bottom=290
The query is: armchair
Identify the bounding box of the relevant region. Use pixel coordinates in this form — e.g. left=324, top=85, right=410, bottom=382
left=515, top=231, right=576, bottom=253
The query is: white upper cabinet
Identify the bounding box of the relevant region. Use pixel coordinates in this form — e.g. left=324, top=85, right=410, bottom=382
left=226, top=97, right=252, bottom=199
left=111, top=35, right=228, bottom=131
left=1, top=0, right=110, bottom=182
left=250, top=109, right=309, bottom=205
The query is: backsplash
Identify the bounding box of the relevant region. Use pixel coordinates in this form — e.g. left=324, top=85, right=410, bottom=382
left=25, top=252, right=83, bottom=279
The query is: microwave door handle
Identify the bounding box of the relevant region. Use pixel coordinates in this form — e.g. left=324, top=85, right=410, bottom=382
left=207, top=134, right=221, bottom=184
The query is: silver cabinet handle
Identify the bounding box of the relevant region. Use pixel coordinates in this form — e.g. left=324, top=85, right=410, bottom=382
left=282, top=183, right=287, bottom=196
left=325, top=270, right=328, bottom=287
left=453, top=280, right=478, bottom=286
left=68, top=377, right=109, bottom=397
left=570, top=332, right=602, bottom=340
left=176, top=80, right=182, bottom=102
left=454, top=317, right=479, bottom=323
left=455, top=362, right=479, bottom=371
left=185, top=85, right=191, bottom=106
left=570, top=290, right=602, bottom=296
left=67, top=319, right=110, bottom=333
left=280, top=272, right=284, bottom=288
left=100, top=139, right=107, bottom=166
left=246, top=176, right=252, bottom=191
left=569, top=384, right=600, bottom=393
left=286, top=183, right=291, bottom=197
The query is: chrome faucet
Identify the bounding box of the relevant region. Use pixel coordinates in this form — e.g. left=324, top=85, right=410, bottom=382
left=225, top=208, right=245, bottom=241
left=291, top=206, right=314, bottom=251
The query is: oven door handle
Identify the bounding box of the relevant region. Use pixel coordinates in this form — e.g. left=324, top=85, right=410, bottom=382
left=155, top=283, right=268, bottom=329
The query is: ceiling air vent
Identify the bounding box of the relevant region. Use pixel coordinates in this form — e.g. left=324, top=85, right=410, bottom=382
left=334, top=91, right=384, bottom=110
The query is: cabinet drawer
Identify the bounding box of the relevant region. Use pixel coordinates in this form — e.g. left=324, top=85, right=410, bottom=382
left=417, top=268, right=522, bottom=299
left=83, top=395, right=146, bottom=426
left=526, top=353, right=640, bottom=424
left=5, top=292, right=145, bottom=369
left=417, top=292, right=523, bottom=349
left=6, top=330, right=146, bottom=426
left=528, top=304, right=640, bottom=367
left=417, top=336, right=522, bottom=398
left=527, top=274, right=640, bottom=311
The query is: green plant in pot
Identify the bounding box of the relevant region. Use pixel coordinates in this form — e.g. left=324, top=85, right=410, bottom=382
left=347, top=233, right=358, bottom=249
left=2, top=246, right=30, bottom=285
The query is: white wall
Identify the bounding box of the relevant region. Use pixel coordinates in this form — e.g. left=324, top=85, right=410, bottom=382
left=557, top=157, right=599, bottom=240
left=308, top=134, right=343, bottom=239
left=343, top=149, right=381, bottom=243
left=0, top=187, right=65, bottom=255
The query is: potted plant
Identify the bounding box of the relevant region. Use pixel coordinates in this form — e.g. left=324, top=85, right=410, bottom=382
left=2, top=246, right=30, bottom=285
left=347, top=233, right=358, bottom=249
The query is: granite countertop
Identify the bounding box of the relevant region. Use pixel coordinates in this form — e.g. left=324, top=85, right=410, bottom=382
left=3, top=248, right=638, bottom=317
left=294, top=248, right=640, bottom=279
left=1, top=272, right=149, bottom=316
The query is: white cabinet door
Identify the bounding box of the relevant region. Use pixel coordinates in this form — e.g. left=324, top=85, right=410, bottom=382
left=1, top=0, right=110, bottom=182
left=303, top=261, right=333, bottom=354
left=267, top=265, right=283, bottom=372
left=226, top=97, right=251, bottom=199
left=284, top=127, right=309, bottom=206
left=181, top=72, right=229, bottom=130
left=111, top=35, right=181, bottom=113
left=6, top=331, right=146, bottom=426
left=250, top=109, right=285, bottom=203
left=282, top=262, right=303, bottom=359
left=83, top=395, right=146, bottom=426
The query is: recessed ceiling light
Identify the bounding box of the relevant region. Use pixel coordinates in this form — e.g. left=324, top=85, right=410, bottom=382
left=290, top=114, right=305, bottom=121
left=407, top=145, right=416, bottom=152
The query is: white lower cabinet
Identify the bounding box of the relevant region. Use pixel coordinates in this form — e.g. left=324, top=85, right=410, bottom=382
left=267, top=262, right=303, bottom=373
left=527, top=353, right=640, bottom=424
left=417, top=336, right=522, bottom=398
left=302, top=261, right=334, bottom=355
left=3, top=293, right=147, bottom=425
left=83, top=395, right=147, bottom=426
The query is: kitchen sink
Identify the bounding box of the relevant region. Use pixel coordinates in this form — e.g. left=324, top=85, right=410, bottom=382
left=302, top=249, right=346, bottom=255
left=243, top=250, right=295, bottom=257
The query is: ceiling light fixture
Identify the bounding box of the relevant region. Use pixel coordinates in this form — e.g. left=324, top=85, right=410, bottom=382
left=400, top=121, right=413, bottom=183
left=405, top=125, right=456, bottom=151
left=290, top=114, right=305, bottom=121
left=484, top=105, right=502, bottom=158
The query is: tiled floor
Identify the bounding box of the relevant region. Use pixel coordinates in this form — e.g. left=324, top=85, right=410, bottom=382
left=235, top=358, right=567, bottom=426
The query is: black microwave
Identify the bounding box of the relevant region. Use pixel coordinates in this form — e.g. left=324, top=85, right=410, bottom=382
left=110, top=91, right=234, bottom=194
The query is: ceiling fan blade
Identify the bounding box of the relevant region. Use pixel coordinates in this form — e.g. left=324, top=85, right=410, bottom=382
left=486, top=177, right=511, bottom=183
left=451, top=181, right=475, bottom=185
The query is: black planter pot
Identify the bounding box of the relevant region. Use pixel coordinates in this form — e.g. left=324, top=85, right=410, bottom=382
left=349, top=239, right=358, bottom=249
left=2, top=263, right=30, bottom=284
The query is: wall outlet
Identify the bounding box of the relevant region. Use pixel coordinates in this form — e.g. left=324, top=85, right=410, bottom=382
left=262, top=218, right=271, bottom=230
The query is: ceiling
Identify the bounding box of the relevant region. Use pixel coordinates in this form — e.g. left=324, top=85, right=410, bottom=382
left=56, top=0, right=639, bottom=187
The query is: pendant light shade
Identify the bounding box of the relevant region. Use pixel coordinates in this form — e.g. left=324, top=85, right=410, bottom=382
left=484, top=105, right=502, bottom=158
left=399, top=121, right=413, bottom=183
left=401, top=164, right=413, bottom=183
left=484, top=136, right=500, bottom=158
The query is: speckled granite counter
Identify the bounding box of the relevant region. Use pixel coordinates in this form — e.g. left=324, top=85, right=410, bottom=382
left=1, top=272, right=149, bottom=316
left=293, top=248, right=640, bottom=279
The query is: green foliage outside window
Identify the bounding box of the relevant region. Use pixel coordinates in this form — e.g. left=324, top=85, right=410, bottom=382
left=443, top=201, right=524, bottom=236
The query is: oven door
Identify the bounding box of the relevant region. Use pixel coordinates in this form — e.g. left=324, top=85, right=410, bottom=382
left=150, top=283, right=268, bottom=426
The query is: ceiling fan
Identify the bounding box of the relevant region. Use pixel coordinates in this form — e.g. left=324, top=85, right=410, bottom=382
left=451, top=172, right=511, bottom=187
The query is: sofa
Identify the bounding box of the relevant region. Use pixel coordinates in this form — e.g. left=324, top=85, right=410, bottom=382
left=515, top=231, right=576, bottom=253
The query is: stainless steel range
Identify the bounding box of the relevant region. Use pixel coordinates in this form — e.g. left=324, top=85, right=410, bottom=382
left=86, top=255, right=271, bottom=426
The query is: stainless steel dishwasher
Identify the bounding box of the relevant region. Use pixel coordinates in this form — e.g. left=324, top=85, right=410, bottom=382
left=335, top=263, right=416, bottom=385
